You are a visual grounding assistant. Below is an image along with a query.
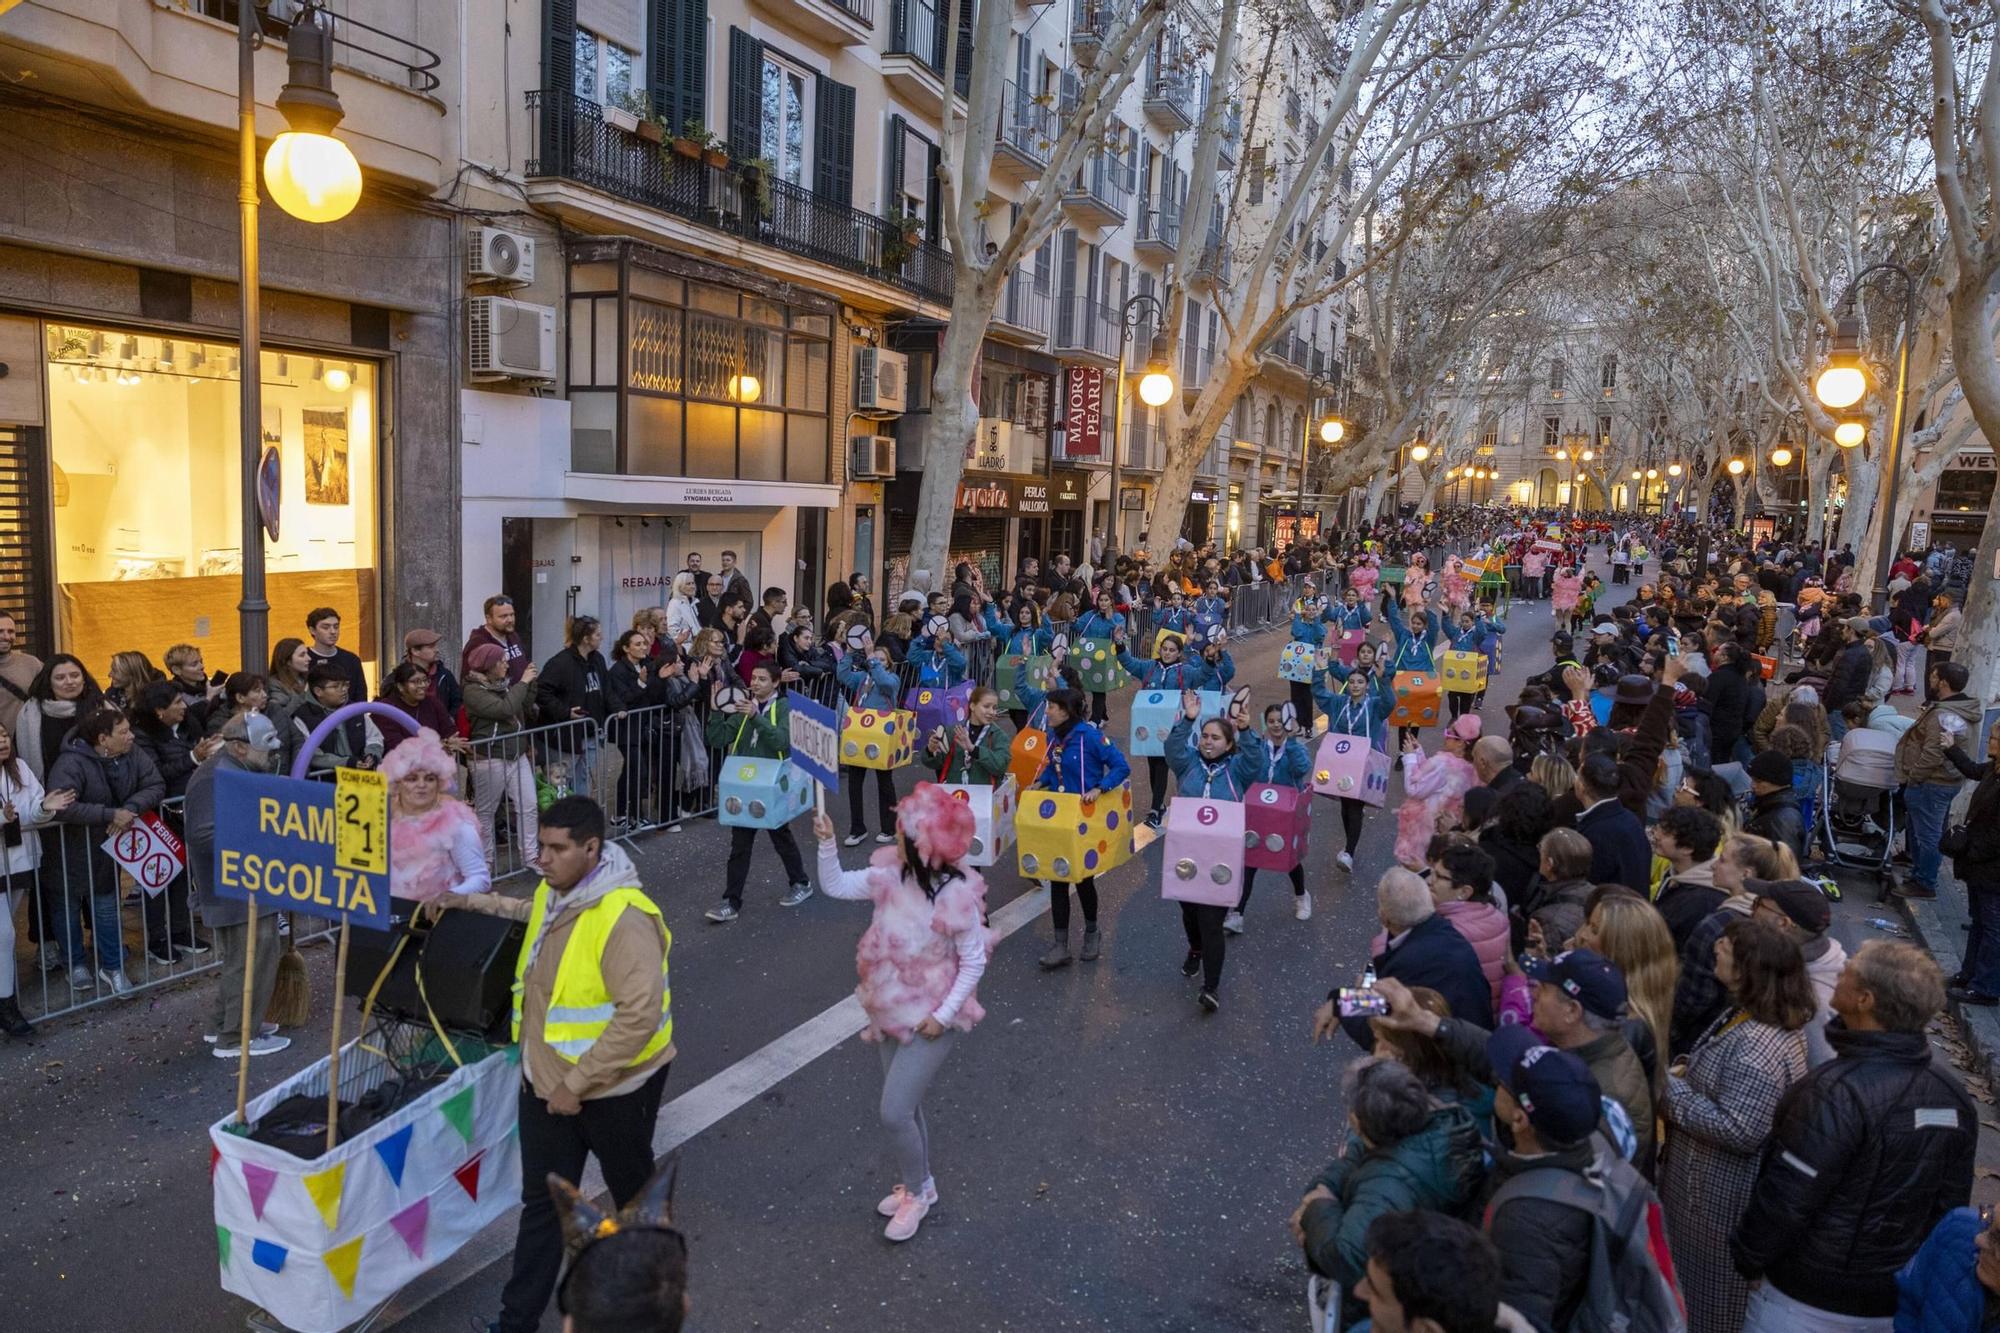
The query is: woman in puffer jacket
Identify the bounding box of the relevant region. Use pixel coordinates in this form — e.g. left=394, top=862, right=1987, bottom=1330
left=1896, top=1206, right=2000, bottom=1332
left=1290, top=1057, right=1486, bottom=1330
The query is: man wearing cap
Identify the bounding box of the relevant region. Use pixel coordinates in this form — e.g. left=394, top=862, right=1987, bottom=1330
left=1732, top=941, right=1974, bottom=1331
left=404, top=627, right=463, bottom=719
left=1751, top=880, right=1846, bottom=1065
left=1742, top=748, right=1806, bottom=860
left=1520, top=949, right=1654, bottom=1168
left=1824, top=615, right=1880, bottom=724
left=1896, top=659, right=1979, bottom=902
left=187, top=713, right=290, bottom=1058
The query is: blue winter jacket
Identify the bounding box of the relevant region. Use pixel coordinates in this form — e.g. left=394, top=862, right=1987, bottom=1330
left=1164, top=717, right=1266, bottom=799
left=1243, top=732, right=1313, bottom=789
left=908, top=635, right=967, bottom=686
left=1290, top=605, right=1333, bottom=646
left=1073, top=609, right=1126, bottom=643
left=1033, top=719, right=1131, bottom=794
left=1116, top=648, right=1214, bottom=692
left=1381, top=597, right=1442, bottom=674
left=1314, top=671, right=1395, bottom=752
left=1896, top=1207, right=2000, bottom=1333
left=984, top=605, right=1054, bottom=657
left=836, top=652, right=901, bottom=710
left=1198, top=648, right=1237, bottom=689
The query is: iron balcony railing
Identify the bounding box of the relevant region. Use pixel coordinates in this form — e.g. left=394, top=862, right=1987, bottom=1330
left=997, top=79, right=1055, bottom=167
left=1137, top=196, right=1181, bottom=252
left=1054, top=294, right=1122, bottom=361
left=528, top=90, right=953, bottom=306
left=1064, top=148, right=1133, bottom=219
left=998, top=268, right=1054, bottom=336
left=889, top=0, right=972, bottom=95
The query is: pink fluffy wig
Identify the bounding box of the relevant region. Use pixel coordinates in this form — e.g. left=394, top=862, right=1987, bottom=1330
left=894, top=781, right=976, bottom=867
left=379, top=727, right=459, bottom=793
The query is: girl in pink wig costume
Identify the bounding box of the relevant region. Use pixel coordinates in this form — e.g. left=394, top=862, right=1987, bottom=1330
left=381, top=727, right=491, bottom=902
left=1400, top=553, right=1432, bottom=615
left=1440, top=554, right=1473, bottom=615
left=1347, top=553, right=1380, bottom=604
left=812, top=781, right=994, bottom=1243
left=1392, top=713, right=1481, bottom=870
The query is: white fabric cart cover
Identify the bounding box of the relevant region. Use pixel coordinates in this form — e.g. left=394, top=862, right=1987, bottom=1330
left=210, top=1043, right=521, bottom=1332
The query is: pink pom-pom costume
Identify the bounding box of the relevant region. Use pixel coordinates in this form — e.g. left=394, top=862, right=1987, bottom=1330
left=815, top=781, right=994, bottom=1239
left=1392, top=744, right=1478, bottom=869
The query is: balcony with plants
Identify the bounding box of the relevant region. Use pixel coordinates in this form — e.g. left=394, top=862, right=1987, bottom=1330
left=527, top=89, right=954, bottom=307
left=992, top=80, right=1055, bottom=183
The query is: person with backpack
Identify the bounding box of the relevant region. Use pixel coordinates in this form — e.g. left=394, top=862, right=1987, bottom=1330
left=1731, top=940, right=1975, bottom=1332
left=1479, top=1023, right=1686, bottom=1333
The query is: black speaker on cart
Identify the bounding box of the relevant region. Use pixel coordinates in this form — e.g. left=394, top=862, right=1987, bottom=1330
left=344, top=900, right=525, bottom=1040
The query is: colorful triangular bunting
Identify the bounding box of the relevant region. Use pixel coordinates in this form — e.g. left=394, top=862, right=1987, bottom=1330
left=251, top=1238, right=288, bottom=1274
left=388, top=1198, right=429, bottom=1260
left=452, top=1152, right=483, bottom=1202
left=439, top=1085, right=475, bottom=1145
left=216, top=1225, right=232, bottom=1270
left=373, top=1123, right=413, bottom=1188
left=241, top=1161, right=278, bottom=1220
left=302, top=1161, right=345, bottom=1232
left=322, top=1234, right=363, bottom=1300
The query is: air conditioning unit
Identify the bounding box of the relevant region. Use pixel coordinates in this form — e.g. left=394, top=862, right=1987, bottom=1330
left=467, top=226, right=536, bottom=285
left=854, top=346, right=909, bottom=416
left=468, top=296, right=557, bottom=381
left=850, top=435, right=896, bottom=478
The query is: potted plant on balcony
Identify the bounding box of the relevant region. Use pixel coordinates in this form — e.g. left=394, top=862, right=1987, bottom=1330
left=741, top=157, right=776, bottom=221
left=604, top=89, right=648, bottom=137
left=672, top=118, right=708, bottom=161
left=882, top=207, right=924, bottom=269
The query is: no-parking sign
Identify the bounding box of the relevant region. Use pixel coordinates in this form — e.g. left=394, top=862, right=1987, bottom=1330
left=102, top=813, right=186, bottom=897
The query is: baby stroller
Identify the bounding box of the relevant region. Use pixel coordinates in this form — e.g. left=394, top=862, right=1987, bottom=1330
left=1822, top=729, right=1899, bottom=891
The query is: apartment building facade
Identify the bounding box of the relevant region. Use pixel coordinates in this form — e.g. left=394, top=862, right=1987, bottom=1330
left=0, top=0, right=464, bottom=681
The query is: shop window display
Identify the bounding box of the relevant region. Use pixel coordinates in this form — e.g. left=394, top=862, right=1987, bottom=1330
left=43, top=325, right=379, bottom=683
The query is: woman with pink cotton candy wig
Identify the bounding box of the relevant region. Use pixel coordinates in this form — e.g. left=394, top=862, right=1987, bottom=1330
left=381, top=727, right=490, bottom=904
left=812, top=781, right=995, bottom=1244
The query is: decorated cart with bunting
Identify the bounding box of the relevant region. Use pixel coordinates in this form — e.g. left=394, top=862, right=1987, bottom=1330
left=212, top=1026, right=521, bottom=1332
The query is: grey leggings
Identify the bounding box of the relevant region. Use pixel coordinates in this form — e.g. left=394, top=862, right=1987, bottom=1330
left=876, top=1029, right=959, bottom=1191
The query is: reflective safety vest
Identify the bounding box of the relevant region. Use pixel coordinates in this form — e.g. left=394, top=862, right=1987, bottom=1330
left=512, top=885, right=673, bottom=1068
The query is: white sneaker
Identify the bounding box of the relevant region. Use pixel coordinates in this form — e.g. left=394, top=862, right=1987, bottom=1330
left=1336, top=851, right=1354, bottom=872
left=843, top=832, right=866, bottom=847
left=874, top=833, right=896, bottom=844
left=884, top=1189, right=930, bottom=1242
left=1222, top=911, right=1245, bottom=935
left=876, top=1182, right=939, bottom=1217
left=97, top=968, right=134, bottom=997
left=205, top=1023, right=280, bottom=1044
left=1296, top=891, right=1314, bottom=921
left=213, top=1035, right=291, bottom=1058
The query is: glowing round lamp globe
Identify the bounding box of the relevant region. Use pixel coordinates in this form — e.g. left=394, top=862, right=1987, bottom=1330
left=1727, top=458, right=1745, bottom=475
left=1138, top=371, right=1175, bottom=407
left=1320, top=418, right=1344, bottom=444
left=1771, top=447, right=1793, bottom=468
left=1645, top=468, right=1658, bottom=480
left=264, top=131, right=362, bottom=223
left=1834, top=419, right=1867, bottom=448
left=1814, top=364, right=1866, bottom=410
left=729, top=374, right=762, bottom=403
left=1667, top=463, right=1682, bottom=477
left=323, top=365, right=352, bottom=393
left=1410, top=444, right=1430, bottom=462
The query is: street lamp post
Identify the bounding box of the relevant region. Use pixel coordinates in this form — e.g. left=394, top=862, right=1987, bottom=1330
left=236, top=0, right=363, bottom=674
left=1297, top=371, right=1342, bottom=539
left=1814, top=264, right=1918, bottom=611
left=1113, top=292, right=1175, bottom=555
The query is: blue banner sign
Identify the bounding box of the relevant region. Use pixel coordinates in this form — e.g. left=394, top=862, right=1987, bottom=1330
left=213, top=768, right=390, bottom=928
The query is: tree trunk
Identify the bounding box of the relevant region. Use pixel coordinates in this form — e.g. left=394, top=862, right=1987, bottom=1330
left=1805, top=447, right=1837, bottom=545
left=1836, top=448, right=1879, bottom=557
left=908, top=302, right=996, bottom=579
left=1939, top=279, right=2000, bottom=700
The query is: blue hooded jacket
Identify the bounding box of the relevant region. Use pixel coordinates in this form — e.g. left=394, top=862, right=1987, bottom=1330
left=1033, top=718, right=1132, bottom=794
left=1164, top=716, right=1266, bottom=798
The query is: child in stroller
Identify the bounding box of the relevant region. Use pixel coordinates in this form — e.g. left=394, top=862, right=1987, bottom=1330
left=1824, top=704, right=1899, bottom=882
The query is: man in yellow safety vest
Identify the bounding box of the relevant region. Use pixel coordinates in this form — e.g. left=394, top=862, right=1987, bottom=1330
left=448, top=794, right=673, bottom=1333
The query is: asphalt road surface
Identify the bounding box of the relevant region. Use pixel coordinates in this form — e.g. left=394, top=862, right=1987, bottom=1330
left=24, top=550, right=1968, bottom=1333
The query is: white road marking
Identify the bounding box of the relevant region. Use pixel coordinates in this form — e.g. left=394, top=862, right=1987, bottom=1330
left=373, top=876, right=1073, bottom=1326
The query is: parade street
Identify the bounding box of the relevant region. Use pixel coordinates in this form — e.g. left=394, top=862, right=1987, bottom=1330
left=0, top=554, right=1991, bottom=1333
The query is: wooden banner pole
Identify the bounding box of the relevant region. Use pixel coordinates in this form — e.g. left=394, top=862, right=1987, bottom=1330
left=234, top=896, right=258, bottom=1125
left=323, top=917, right=351, bottom=1153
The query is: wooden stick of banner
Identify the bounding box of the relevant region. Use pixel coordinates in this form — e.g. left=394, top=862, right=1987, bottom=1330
left=234, top=895, right=258, bottom=1125
left=324, top=916, right=351, bottom=1153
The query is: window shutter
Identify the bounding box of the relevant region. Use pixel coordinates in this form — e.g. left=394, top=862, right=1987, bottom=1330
left=546, top=0, right=578, bottom=96
left=954, top=0, right=974, bottom=92
left=1058, top=229, right=1079, bottom=343
left=925, top=139, right=942, bottom=241
left=727, top=27, right=763, bottom=159
left=1014, top=34, right=1030, bottom=103
left=649, top=0, right=708, bottom=133
left=887, top=113, right=906, bottom=216
left=814, top=74, right=856, bottom=205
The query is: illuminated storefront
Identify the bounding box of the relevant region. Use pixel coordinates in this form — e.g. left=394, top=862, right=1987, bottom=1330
left=39, top=324, right=380, bottom=682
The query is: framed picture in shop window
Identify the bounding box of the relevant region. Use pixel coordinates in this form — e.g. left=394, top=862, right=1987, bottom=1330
left=302, top=407, right=350, bottom=506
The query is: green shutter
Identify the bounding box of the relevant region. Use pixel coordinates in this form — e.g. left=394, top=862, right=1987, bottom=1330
left=814, top=74, right=855, bottom=206
left=727, top=27, right=763, bottom=160
left=649, top=0, right=708, bottom=133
